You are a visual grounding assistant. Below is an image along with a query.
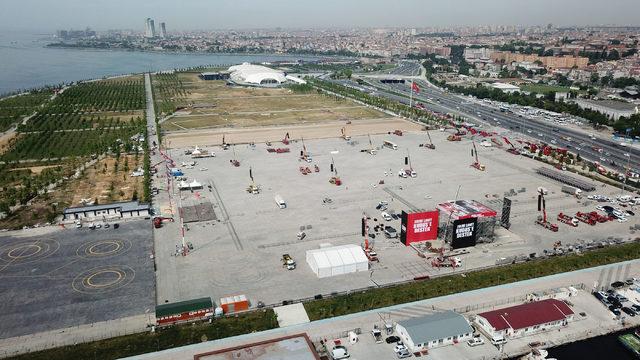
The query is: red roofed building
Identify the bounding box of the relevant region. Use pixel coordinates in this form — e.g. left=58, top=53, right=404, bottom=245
left=474, top=299, right=574, bottom=341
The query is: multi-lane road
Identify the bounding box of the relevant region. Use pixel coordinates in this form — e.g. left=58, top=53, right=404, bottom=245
left=350, top=62, right=640, bottom=174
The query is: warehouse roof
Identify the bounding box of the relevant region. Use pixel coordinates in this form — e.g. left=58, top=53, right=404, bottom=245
left=477, top=299, right=573, bottom=331
left=155, top=297, right=213, bottom=317
left=397, top=311, right=472, bottom=345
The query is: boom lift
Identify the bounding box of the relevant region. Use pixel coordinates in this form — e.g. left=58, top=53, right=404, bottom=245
left=470, top=141, right=485, bottom=171
left=341, top=127, right=351, bottom=141
left=222, top=134, right=230, bottom=150
left=424, top=130, right=436, bottom=149
left=329, top=157, right=342, bottom=186
left=282, top=132, right=290, bottom=145
left=246, top=167, right=260, bottom=194
left=230, top=145, right=240, bottom=167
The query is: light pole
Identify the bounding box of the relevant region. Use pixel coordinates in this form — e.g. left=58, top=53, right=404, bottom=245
left=621, top=153, right=631, bottom=196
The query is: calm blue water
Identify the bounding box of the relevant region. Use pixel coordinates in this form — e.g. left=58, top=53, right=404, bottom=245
left=0, top=31, right=324, bottom=95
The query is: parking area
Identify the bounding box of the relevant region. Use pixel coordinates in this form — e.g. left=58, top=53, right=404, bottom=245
left=0, top=220, right=155, bottom=339
left=152, top=126, right=640, bottom=307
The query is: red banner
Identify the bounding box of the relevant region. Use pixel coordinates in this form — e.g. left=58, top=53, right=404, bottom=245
left=401, top=210, right=439, bottom=245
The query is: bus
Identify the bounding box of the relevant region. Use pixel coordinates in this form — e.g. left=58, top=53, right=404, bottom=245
left=383, top=140, right=398, bottom=150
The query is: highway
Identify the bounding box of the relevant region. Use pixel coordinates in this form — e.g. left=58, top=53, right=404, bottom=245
left=350, top=62, right=640, bottom=174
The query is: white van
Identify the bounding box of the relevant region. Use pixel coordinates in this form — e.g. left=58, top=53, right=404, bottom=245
left=274, top=194, right=286, bottom=209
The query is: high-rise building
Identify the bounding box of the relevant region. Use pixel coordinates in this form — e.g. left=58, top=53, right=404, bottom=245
left=160, top=22, right=167, bottom=38
left=145, top=18, right=156, bottom=38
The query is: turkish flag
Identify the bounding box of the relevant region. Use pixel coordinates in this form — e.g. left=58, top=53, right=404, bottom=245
left=411, top=82, right=420, bottom=94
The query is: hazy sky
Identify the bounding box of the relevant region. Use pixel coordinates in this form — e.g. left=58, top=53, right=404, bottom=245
left=2, top=0, right=640, bottom=31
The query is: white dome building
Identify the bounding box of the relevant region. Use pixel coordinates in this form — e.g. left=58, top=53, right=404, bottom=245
left=227, top=63, right=288, bottom=86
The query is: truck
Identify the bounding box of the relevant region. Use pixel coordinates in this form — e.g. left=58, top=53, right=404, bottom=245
left=282, top=254, right=296, bottom=270
left=557, top=213, right=579, bottom=227
left=274, top=194, right=286, bottom=209
left=575, top=212, right=596, bottom=226
left=383, top=140, right=398, bottom=150
left=561, top=185, right=582, bottom=198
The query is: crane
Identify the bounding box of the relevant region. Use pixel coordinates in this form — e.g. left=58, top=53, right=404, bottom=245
left=300, top=137, right=311, bottom=162
left=470, top=141, right=485, bottom=171
left=329, top=157, right=342, bottom=186
left=246, top=167, right=260, bottom=194
left=222, top=133, right=229, bottom=150
left=535, top=187, right=558, bottom=232
left=230, top=145, right=240, bottom=167
left=425, top=129, right=435, bottom=149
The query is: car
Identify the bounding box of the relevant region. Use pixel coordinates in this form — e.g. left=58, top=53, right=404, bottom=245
left=467, top=337, right=485, bottom=347
left=386, top=336, right=401, bottom=344
left=394, top=343, right=407, bottom=353
left=626, top=279, right=636, bottom=286
left=609, top=306, right=621, bottom=316
left=103, top=223, right=110, bottom=228
left=396, top=349, right=411, bottom=358
left=491, top=338, right=507, bottom=346
left=391, top=213, right=400, bottom=220
left=612, top=281, right=626, bottom=289
left=594, top=292, right=604, bottom=301
left=626, top=210, right=635, bottom=216
left=384, top=226, right=398, bottom=238
left=113, top=223, right=119, bottom=229
left=331, top=346, right=350, bottom=359
left=622, top=307, right=636, bottom=316
left=631, top=304, right=640, bottom=312
left=381, top=212, right=393, bottom=221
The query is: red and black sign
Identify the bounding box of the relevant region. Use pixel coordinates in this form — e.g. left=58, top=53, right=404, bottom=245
left=400, top=210, right=439, bottom=245
left=452, top=217, right=477, bottom=249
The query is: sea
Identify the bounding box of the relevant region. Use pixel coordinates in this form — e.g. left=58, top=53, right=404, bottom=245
left=506, top=327, right=639, bottom=360
left=0, top=31, right=325, bottom=95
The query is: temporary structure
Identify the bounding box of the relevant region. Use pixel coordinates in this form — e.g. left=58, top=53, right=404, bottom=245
left=306, top=244, right=369, bottom=278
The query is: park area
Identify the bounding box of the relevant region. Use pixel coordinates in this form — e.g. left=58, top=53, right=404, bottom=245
left=153, top=72, right=390, bottom=131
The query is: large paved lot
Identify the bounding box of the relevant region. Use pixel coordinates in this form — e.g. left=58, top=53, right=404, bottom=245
left=153, top=126, right=640, bottom=307
left=0, top=220, right=155, bottom=339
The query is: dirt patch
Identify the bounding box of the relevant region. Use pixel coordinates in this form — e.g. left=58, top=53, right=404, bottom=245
left=10, top=165, right=60, bottom=175
left=0, top=131, right=19, bottom=155
left=70, top=155, right=145, bottom=206
left=163, top=117, right=424, bottom=149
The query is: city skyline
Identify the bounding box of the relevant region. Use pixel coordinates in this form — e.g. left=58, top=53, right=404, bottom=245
left=2, top=0, right=640, bottom=31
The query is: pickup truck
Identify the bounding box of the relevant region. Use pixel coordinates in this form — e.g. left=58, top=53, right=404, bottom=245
left=282, top=254, right=296, bottom=270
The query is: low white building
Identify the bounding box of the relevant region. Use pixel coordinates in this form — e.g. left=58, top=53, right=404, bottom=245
left=574, top=99, right=638, bottom=120
left=396, top=311, right=474, bottom=353
left=489, top=82, right=521, bottom=94
left=474, top=299, right=574, bottom=342
left=63, top=201, right=150, bottom=221
left=306, top=244, right=368, bottom=278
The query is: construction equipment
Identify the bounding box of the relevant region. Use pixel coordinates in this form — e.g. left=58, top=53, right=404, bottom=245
left=282, top=254, right=296, bottom=270
left=282, top=132, right=290, bottom=145
left=393, top=129, right=403, bottom=136
left=536, top=188, right=559, bottom=232
left=299, top=137, right=312, bottom=162
left=329, top=157, right=342, bottom=186
left=447, top=134, right=461, bottom=142
left=557, top=213, right=579, bottom=227
left=364, top=134, right=377, bottom=155
left=314, top=164, right=320, bottom=172
left=341, top=127, right=351, bottom=141
left=503, top=137, right=520, bottom=155
left=221, top=134, right=230, bottom=150
left=153, top=217, right=174, bottom=228
left=431, top=248, right=462, bottom=268
left=575, top=212, right=596, bottom=225
left=230, top=146, right=240, bottom=167
left=424, top=130, right=436, bottom=149
left=470, top=141, right=486, bottom=171
left=399, top=151, right=417, bottom=178
left=246, top=167, right=260, bottom=194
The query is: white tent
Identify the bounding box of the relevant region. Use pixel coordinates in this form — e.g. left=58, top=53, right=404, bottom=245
left=306, top=244, right=369, bottom=278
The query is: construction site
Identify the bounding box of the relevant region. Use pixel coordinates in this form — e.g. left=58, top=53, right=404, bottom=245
left=150, top=119, right=640, bottom=309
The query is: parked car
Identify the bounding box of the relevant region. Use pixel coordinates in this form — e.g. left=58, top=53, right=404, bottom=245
left=467, top=337, right=485, bottom=347
left=331, top=345, right=350, bottom=359
left=396, top=349, right=412, bottom=358
left=113, top=223, right=119, bottom=229
left=386, top=336, right=400, bottom=344
left=612, top=281, right=626, bottom=289
left=491, top=338, right=507, bottom=346
left=394, top=343, right=407, bottom=353
left=384, top=226, right=398, bottom=238
left=622, top=307, right=636, bottom=317
left=609, top=305, right=621, bottom=316
left=381, top=212, right=393, bottom=221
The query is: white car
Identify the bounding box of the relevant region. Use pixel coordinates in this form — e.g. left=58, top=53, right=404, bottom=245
left=394, top=344, right=407, bottom=353
left=381, top=212, right=393, bottom=221
left=467, top=337, right=485, bottom=347
left=618, top=218, right=629, bottom=223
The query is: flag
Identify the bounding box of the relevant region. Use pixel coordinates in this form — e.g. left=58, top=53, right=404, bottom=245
left=411, top=82, right=420, bottom=94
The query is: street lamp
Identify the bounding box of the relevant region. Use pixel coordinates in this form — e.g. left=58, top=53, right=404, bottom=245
left=622, top=153, right=631, bottom=196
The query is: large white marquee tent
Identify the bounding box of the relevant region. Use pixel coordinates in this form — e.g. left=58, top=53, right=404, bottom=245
left=306, top=244, right=369, bottom=278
